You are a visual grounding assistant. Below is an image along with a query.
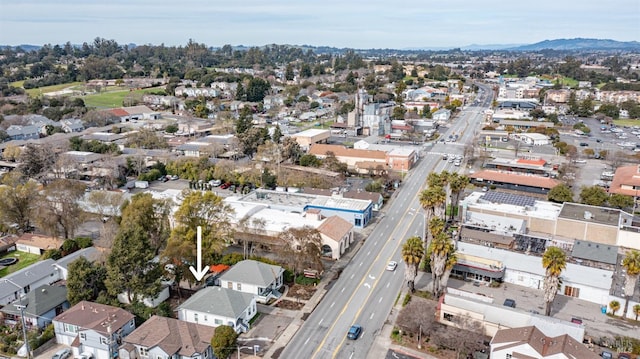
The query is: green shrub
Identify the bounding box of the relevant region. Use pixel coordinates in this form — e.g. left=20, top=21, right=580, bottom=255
left=75, top=237, right=93, bottom=248
left=402, top=293, right=412, bottom=307
left=295, top=275, right=320, bottom=286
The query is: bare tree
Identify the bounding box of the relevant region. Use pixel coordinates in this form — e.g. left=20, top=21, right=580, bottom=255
left=396, top=296, right=437, bottom=336
left=277, top=226, right=324, bottom=277
left=35, top=179, right=86, bottom=239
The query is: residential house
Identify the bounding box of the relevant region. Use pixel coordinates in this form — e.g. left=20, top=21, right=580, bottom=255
left=15, top=234, right=63, bottom=255
left=53, top=301, right=136, bottom=359
left=53, top=247, right=102, bottom=281
left=60, top=118, right=85, bottom=133
left=1, top=284, right=69, bottom=328
left=218, top=260, right=284, bottom=304
left=490, top=326, right=598, bottom=359
left=316, top=215, right=354, bottom=260
left=177, top=287, right=257, bottom=333
left=118, top=315, right=215, bottom=359
left=0, top=259, right=60, bottom=305
left=6, top=125, right=40, bottom=141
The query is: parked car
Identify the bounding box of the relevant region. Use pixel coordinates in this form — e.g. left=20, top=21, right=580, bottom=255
left=571, top=317, right=583, bottom=325
left=52, top=349, right=71, bottom=359
left=79, top=353, right=94, bottom=359
left=503, top=299, right=516, bottom=308
left=220, top=182, right=231, bottom=189
left=347, top=324, right=362, bottom=340
left=601, top=351, right=613, bottom=359
left=386, top=261, right=397, bottom=271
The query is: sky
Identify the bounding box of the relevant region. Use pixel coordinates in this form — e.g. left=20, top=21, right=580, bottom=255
left=0, top=0, right=638, bottom=49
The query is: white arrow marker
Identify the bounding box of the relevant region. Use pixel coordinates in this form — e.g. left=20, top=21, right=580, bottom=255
left=189, top=226, right=209, bottom=281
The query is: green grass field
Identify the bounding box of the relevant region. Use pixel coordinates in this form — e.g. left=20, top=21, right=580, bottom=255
left=613, top=119, right=640, bottom=126
left=15, top=82, right=84, bottom=97
left=0, top=251, right=42, bottom=278
left=82, top=87, right=165, bottom=108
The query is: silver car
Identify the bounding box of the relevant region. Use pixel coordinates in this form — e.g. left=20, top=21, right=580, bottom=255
left=52, top=349, right=71, bottom=359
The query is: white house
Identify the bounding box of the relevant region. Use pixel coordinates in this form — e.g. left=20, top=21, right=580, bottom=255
left=53, top=301, right=136, bottom=359
left=119, top=315, right=215, bottom=359
left=218, top=260, right=284, bottom=304
left=177, top=286, right=257, bottom=333
left=432, top=109, right=452, bottom=122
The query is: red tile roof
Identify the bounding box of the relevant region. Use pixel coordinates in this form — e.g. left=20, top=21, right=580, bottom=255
left=317, top=216, right=353, bottom=242
left=470, top=170, right=560, bottom=189
left=516, top=158, right=546, bottom=166
left=609, top=165, right=640, bottom=196
left=210, top=264, right=230, bottom=273
left=110, top=108, right=129, bottom=117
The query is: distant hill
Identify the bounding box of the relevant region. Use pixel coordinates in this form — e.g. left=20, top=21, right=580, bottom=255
left=461, top=43, right=524, bottom=51
left=507, top=38, right=640, bottom=51
left=0, top=44, right=41, bottom=51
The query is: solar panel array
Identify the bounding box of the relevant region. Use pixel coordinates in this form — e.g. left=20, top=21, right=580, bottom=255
left=481, top=191, right=536, bottom=207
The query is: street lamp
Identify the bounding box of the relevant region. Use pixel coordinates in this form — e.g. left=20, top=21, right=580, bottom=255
left=15, top=303, right=31, bottom=359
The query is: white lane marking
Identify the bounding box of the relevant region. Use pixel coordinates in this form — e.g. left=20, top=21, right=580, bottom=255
left=379, top=297, right=383, bottom=303
left=370, top=312, right=375, bottom=320
left=330, top=302, right=335, bottom=308
left=387, top=282, right=390, bottom=288
left=341, top=287, right=345, bottom=293
left=364, top=283, right=371, bottom=289
left=319, top=318, right=323, bottom=325
left=374, top=241, right=378, bottom=246
left=351, top=273, right=355, bottom=279
left=305, top=337, right=310, bottom=346
left=367, top=251, right=371, bottom=256
left=368, top=274, right=375, bottom=280
left=359, top=261, right=363, bottom=267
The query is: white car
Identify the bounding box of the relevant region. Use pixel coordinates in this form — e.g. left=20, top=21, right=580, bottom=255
left=386, top=261, right=398, bottom=271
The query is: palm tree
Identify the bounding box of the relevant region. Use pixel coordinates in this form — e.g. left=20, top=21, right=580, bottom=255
left=428, top=217, right=446, bottom=238
left=402, top=236, right=424, bottom=293
left=419, top=186, right=446, bottom=245
left=448, top=173, right=469, bottom=222
left=542, top=246, right=567, bottom=316
left=633, top=304, right=640, bottom=321
left=609, top=300, right=621, bottom=316
left=429, top=232, right=456, bottom=298
left=621, top=250, right=640, bottom=318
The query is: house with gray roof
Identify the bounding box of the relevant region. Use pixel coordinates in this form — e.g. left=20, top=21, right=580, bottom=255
left=60, top=118, right=85, bottom=133
left=0, top=259, right=60, bottom=305
left=177, top=286, right=256, bottom=333
left=54, top=247, right=102, bottom=280
left=6, top=125, right=40, bottom=141
left=119, top=315, right=215, bottom=359
left=1, top=284, right=69, bottom=328
left=218, top=259, right=284, bottom=304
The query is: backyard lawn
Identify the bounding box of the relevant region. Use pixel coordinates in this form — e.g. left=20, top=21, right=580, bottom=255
left=0, top=251, right=41, bottom=278
left=613, top=119, right=640, bottom=127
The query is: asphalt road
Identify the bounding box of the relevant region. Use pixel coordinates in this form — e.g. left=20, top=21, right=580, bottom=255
left=280, top=84, right=491, bottom=359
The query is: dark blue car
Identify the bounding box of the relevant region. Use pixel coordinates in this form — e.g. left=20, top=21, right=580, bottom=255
left=347, top=324, right=362, bottom=340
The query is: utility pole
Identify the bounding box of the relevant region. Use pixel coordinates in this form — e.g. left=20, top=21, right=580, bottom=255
left=16, top=303, right=30, bottom=359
